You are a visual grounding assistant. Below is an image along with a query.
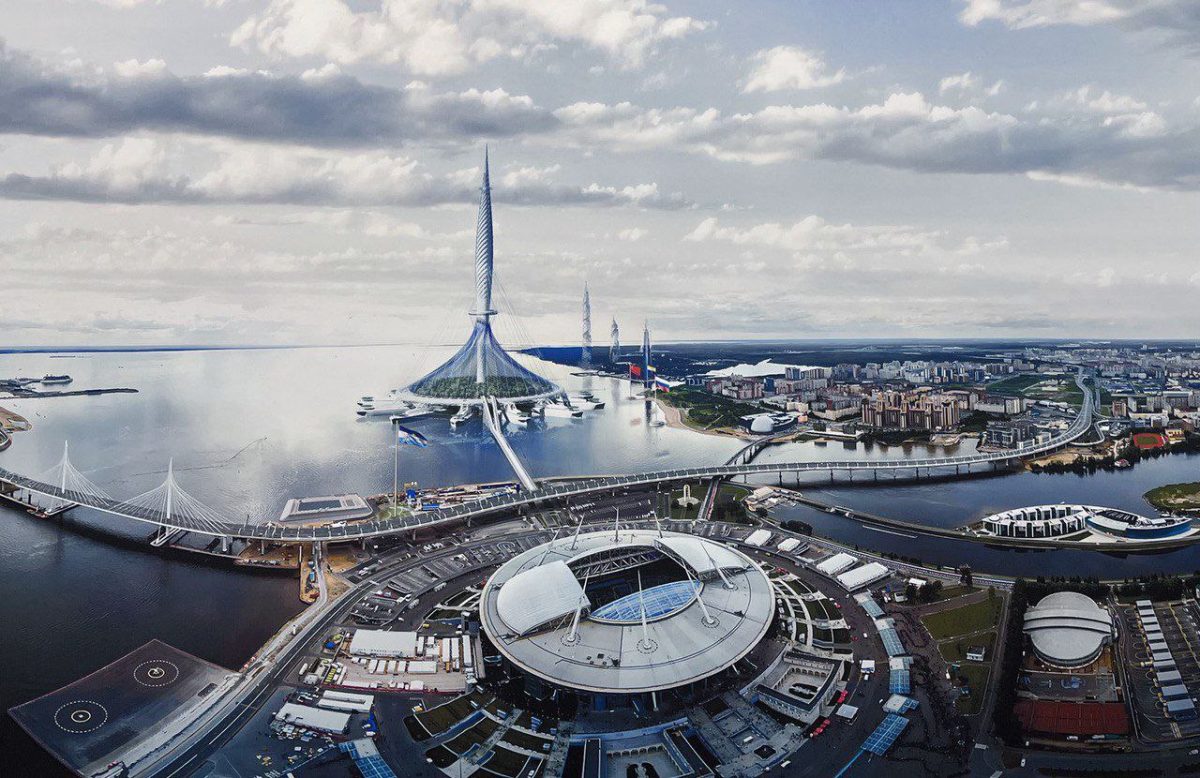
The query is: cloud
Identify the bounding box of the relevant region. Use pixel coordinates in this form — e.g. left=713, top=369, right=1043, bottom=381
left=552, top=92, right=1200, bottom=190
left=960, top=0, right=1200, bottom=48
left=742, top=46, right=846, bottom=93
left=0, top=40, right=554, bottom=146
left=230, top=0, right=710, bottom=74
left=684, top=214, right=984, bottom=257
left=0, top=138, right=694, bottom=209
left=938, top=71, right=1003, bottom=98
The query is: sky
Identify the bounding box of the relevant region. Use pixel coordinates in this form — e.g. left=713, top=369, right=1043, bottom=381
left=1, top=0, right=1199, bottom=347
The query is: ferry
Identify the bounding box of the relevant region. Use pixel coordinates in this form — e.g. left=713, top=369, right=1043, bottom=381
left=41, top=374, right=72, bottom=385
left=540, top=400, right=582, bottom=419
left=503, top=402, right=531, bottom=424
left=449, top=405, right=475, bottom=428
left=358, top=399, right=437, bottom=418
left=568, top=393, right=605, bottom=411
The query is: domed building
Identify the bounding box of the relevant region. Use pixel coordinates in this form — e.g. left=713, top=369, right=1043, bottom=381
left=1023, top=591, right=1114, bottom=668
left=479, top=528, right=778, bottom=711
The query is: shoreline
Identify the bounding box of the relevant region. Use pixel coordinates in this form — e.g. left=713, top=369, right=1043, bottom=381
left=651, top=396, right=753, bottom=440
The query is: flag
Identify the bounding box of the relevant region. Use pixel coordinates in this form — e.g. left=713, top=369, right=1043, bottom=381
left=396, top=425, right=429, bottom=447
left=655, top=377, right=671, bottom=392
left=647, top=365, right=657, bottom=376
left=629, top=364, right=642, bottom=377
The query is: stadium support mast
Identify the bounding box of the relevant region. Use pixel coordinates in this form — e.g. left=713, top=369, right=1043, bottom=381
left=609, top=318, right=619, bottom=365
left=581, top=282, right=592, bottom=369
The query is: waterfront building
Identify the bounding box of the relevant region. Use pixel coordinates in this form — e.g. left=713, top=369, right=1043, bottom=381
left=859, top=389, right=962, bottom=431
left=980, top=504, right=1192, bottom=540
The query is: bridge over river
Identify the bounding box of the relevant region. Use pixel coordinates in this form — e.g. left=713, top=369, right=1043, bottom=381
left=0, top=374, right=1096, bottom=543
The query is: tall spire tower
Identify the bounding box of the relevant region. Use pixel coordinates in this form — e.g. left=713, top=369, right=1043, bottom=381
left=581, top=282, right=592, bottom=369
left=609, top=318, right=620, bottom=365
left=641, top=321, right=653, bottom=389
left=400, top=149, right=561, bottom=405
left=471, top=148, right=497, bottom=383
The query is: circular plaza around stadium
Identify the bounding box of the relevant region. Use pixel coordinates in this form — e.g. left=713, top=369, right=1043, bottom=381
left=479, top=528, right=776, bottom=705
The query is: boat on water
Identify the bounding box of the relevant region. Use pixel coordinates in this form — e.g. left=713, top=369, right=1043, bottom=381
left=41, top=374, right=72, bottom=385
left=567, top=393, right=605, bottom=411
left=357, top=395, right=438, bottom=418
left=503, top=402, right=531, bottom=424
left=541, top=399, right=582, bottom=418
left=449, top=405, right=475, bottom=428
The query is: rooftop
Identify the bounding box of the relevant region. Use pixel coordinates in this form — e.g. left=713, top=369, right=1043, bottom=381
left=479, top=529, right=776, bottom=694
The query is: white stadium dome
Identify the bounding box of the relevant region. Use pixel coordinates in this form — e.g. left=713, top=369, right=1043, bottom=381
left=1022, top=591, right=1113, bottom=668
left=480, top=529, right=775, bottom=694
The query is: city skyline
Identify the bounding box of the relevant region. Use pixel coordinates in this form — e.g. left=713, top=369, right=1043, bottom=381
left=3, top=1, right=1200, bottom=346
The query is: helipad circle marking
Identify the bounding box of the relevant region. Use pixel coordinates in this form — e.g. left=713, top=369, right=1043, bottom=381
left=134, top=659, right=180, bottom=687
left=54, top=700, right=108, bottom=734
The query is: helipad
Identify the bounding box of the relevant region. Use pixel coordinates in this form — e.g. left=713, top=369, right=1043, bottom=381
left=9, top=640, right=231, bottom=776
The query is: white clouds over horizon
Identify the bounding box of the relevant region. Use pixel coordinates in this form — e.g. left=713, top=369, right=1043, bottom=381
left=0, top=0, right=1198, bottom=344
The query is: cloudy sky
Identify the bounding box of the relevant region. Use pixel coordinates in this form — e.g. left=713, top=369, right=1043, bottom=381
left=2, top=0, right=1199, bottom=347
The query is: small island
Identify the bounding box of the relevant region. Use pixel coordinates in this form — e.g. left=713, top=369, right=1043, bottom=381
left=1145, top=482, right=1200, bottom=511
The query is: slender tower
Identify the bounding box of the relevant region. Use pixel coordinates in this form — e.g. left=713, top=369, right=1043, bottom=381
left=581, top=282, right=592, bottom=369
left=641, top=321, right=653, bottom=389
left=469, top=148, right=497, bottom=385
left=609, top=318, right=620, bottom=365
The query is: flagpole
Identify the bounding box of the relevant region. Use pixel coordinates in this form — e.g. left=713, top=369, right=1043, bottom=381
left=391, top=417, right=399, bottom=512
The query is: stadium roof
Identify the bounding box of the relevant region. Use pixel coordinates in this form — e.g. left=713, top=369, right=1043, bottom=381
left=1023, top=591, right=1113, bottom=668
left=480, top=529, right=776, bottom=694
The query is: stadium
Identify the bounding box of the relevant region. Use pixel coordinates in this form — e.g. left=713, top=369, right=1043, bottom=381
left=479, top=528, right=779, bottom=711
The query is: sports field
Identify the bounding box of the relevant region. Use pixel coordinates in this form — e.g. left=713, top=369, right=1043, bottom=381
left=1132, top=432, right=1167, bottom=450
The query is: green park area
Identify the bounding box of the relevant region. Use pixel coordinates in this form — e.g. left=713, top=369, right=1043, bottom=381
left=985, top=373, right=1108, bottom=408
left=657, top=386, right=761, bottom=430
left=921, top=595, right=1004, bottom=715
left=1144, top=482, right=1200, bottom=511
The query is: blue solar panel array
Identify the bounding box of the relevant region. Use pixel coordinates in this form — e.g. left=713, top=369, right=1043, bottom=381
left=892, top=697, right=919, bottom=714
left=591, top=580, right=701, bottom=622
left=878, top=627, right=906, bottom=657
left=863, top=714, right=910, bottom=756
left=889, top=668, right=911, bottom=694
left=340, top=742, right=398, bottom=778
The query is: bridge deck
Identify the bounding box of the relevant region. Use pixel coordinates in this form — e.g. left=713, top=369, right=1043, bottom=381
left=0, top=374, right=1096, bottom=543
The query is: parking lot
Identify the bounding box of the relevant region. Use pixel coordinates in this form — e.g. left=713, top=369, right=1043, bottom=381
left=1119, top=601, right=1200, bottom=742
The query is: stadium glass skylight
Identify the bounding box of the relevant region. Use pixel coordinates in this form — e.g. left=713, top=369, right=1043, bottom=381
left=591, top=580, right=701, bottom=622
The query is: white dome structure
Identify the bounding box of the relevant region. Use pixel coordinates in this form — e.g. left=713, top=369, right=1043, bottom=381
left=480, top=529, right=775, bottom=695
left=749, top=415, right=775, bottom=434
left=1023, top=591, right=1113, bottom=668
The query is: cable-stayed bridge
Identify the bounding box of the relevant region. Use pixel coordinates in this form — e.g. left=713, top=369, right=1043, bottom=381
left=0, top=375, right=1096, bottom=544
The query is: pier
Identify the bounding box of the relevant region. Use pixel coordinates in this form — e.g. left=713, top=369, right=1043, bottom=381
left=481, top=396, right=538, bottom=492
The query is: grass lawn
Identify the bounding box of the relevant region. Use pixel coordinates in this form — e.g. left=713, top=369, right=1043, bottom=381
left=1145, top=481, right=1200, bottom=510
left=928, top=584, right=975, bottom=603
left=949, top=663, right=991, bottom=715
left=985, top=374, right=1047, bottom=395
left=921, top=597, right=1003, bottom=641
left=657, top=386, right=761, bottom=430
left=938, top=630, right=996, bottom=663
